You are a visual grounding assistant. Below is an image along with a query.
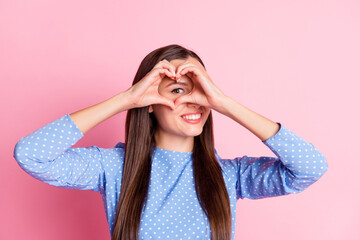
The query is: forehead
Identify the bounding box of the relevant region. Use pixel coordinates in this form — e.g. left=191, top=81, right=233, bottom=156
left=169, top=56, right=201, bottom=68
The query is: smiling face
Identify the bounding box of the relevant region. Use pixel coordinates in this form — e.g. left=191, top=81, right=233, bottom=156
left=149, top=57, right=211, bottom=151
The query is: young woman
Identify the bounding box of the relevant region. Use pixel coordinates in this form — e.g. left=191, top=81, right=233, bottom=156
left=14, top=44, right=328, bottom=240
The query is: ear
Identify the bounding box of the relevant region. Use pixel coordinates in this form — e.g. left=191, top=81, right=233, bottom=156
left=149, top=105, right=153, bottom=113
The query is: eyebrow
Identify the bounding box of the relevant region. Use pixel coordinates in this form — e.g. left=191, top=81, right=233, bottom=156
left=165, top=81, right=190, bottom=88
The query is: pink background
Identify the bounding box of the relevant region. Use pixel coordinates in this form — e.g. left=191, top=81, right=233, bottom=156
left=2, top=0, right=359, bottom=239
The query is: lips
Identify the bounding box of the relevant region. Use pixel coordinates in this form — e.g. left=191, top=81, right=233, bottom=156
left=180, top=111, right=202, bottom=123
left=180, top=111, right=202, bottom=118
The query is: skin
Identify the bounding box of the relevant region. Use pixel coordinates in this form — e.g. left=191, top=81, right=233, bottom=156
left=149, top=58, right=211, bottom=153
left=149, top=56, right=280, bottom=152
left=69, top=56, right=280, bottom=154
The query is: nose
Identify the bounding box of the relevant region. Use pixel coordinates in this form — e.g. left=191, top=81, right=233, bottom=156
left=187, top=102, right=200, bottom=109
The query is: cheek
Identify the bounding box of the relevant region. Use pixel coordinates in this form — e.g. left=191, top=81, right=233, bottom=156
left=202, top=111, right=211, bottom=122
left=153, top=107, right=175, bottom=126
left=158, top=92, right=180, bottom=101
left=158, top=90, right=173, bottom=101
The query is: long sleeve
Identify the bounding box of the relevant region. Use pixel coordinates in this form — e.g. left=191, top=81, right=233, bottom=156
left=235, top=122, right=328, bottom=200
left=13, top=114, right=105, bottom=192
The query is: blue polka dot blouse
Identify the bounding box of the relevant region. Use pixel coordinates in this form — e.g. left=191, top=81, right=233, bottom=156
left=13, top=113, right=328, bottom=239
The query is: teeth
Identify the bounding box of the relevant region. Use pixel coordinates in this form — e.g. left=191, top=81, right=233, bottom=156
left=181, top=113, right=201, bottom=120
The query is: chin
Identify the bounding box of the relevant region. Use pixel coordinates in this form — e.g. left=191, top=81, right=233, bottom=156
left=183, top=128, right=203, bottom=137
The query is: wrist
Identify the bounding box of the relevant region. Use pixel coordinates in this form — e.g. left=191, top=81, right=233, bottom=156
left=113, top=91, right=135, bottom=113
left=213, top=95, right=234, bottom=114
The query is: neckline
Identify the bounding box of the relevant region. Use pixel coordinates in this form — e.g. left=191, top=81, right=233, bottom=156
left=153, top=145, right=193, bottom=155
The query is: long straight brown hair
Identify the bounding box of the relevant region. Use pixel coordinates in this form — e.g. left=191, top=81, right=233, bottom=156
left=111, top=44, right=231, bottom=240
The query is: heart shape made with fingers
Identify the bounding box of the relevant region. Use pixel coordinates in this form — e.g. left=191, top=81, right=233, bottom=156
left=157, top=70, right=195, bottom=103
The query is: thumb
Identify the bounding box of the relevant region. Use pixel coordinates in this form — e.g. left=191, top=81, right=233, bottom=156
left=158, top=97, right=175, bottom=110
left=174, top=94, right=193, bottom=107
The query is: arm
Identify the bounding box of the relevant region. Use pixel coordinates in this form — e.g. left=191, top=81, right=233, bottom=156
left=234, top=122, right=328, bottom=199
left=217, top=98, right=328, bottom=200
left=216, top=96, right=280, bottom=142
left=172, top=61, right=328, bottom=199
left=13, top=60, right=180, bottom=191
left=69, top=91, right=132, bottom=135
left=13, top=92, right=131, bottom=191
left=70, top=59, right=184, bottom=134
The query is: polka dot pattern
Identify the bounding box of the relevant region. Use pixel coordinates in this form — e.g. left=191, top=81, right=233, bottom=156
left=13, top=115, right=328, bottom=239
left=229, top=123, right=329, bottom=200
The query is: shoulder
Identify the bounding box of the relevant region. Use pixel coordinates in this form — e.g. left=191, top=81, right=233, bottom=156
left=110, top=141, right=125, bottom=156
left=112, top=142, right=126, bottom=157
left=114, top=142, right=125, bottom=149
left=214, top=148, right=241, bottom=172
left=96, top=141, right=125, bottom=164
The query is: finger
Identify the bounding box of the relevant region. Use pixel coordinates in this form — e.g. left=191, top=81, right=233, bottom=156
left=156, top=59, right=177, bottom=78
left=179, top=66, right=198, bottom=78
left=155, top=68, right=175, bottom=82
left=178, top=66, right=211, bottom=94
left=175, top=62, right=192, bottom=78
left=157, top=97, right=175, bottom=110
left=164, top=61, right=177, bottom=77
left=174, top=94, right=194, bottom=107
left=142, top=70, right=168, bottom=88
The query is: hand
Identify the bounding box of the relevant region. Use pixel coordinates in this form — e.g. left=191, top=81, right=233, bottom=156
left=173, top=60, right=228, bottom=112
left=125, top=59, right=177, bottom=110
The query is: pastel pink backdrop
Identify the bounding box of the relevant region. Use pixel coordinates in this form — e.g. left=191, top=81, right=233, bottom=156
left=1, top=0, right=359, bottom=239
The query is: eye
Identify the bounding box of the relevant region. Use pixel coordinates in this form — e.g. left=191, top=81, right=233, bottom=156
left=171, top=88, right=184, bottom=94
